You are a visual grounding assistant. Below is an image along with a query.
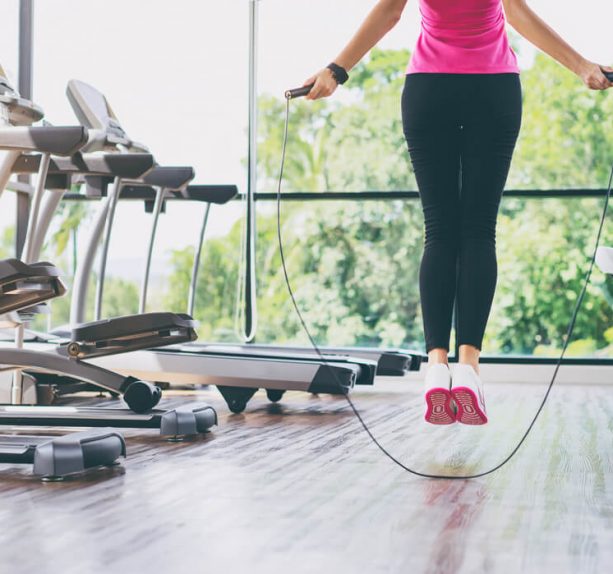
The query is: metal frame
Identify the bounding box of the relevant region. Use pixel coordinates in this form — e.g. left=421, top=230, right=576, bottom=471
left=16, top=0, right=34, bottom=258
left=188, top=203, right=211, bottom=317
left=94, top=177, right=123, bottom=321
left=140, top=186, right=166, bottom=314
left=250, top=189, right=613, bottom=201
left=241, top=0, right=260, bottom=343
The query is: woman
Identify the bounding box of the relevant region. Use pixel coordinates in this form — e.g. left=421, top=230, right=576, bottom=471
left=303, top=0, right=612, bottom=425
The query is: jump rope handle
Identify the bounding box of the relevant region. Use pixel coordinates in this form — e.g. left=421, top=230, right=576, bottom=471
left=285, top=83, right=315, bottom=100
left=602, top=69, right=613, bottom=82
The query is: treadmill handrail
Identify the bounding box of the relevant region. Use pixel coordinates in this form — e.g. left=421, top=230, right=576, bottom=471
left=136, top=165, right=195, bottom=190
left=11, top=152, right=156, bottom=180
left=0, top=126, right=88, bottom=156
left=113, top=184, right=239, bottom=204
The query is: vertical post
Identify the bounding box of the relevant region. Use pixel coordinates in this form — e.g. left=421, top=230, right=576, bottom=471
left=12, top=150, right=50, bottom=405
left=18, top=0, right=33, bottom=99
left=242, top=0, right=259, bottom=343
left=16, top=0, right=34, bottom=259
left=94, top=177, right=123, bottom=321
left=187, top=203, right=211, bottom=317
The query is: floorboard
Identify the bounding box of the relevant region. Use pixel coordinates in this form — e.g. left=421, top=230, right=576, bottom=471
left=1, top=379, right=612, bottom=574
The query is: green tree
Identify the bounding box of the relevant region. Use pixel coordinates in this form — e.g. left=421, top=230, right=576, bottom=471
left=0, top=226, right=15, bottom=260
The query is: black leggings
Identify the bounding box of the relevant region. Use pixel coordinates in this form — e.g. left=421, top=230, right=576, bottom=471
left=401, top=73, right=522, bottom=353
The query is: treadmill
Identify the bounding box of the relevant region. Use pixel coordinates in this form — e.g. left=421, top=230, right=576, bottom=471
left=77, top=183, right=377, bottom=391
left=0, top=261, right=126, bottom=480
left=0, top=66, right=217, bottom=438
left=56, top=79, right=368, bottom=413
left=63, top=78, right=424, bottom=377
left=117, top=182, right=425, bottom=375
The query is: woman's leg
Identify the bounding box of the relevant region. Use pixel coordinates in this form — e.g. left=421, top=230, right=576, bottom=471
left=456, top=74, right=523, bottom=364
left=402, top=74, right=463, bottom=363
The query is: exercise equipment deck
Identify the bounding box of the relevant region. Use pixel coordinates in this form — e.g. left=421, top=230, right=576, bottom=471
left=90, top=348, right=359, bottom=413
left=191, top=343, right=422, bottom=375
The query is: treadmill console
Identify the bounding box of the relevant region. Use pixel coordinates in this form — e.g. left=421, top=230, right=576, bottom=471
left=66, top=79, right=148, bottom=153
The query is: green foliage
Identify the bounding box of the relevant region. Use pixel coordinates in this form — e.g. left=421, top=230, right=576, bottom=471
left=162, top=216, right=242, bottom=341
left=326, top=48, right=415, bottom=191
left=509, top=53, right=613, bottom=189
left=103, top=277, right=140, bottom=318
left=247, top=48, right=422, bottom=347
left=489, top=197, right=613, bottom=355
left=257, top=96, right=332, bottom=193
left=30, top=271, right=140, bottom=331
left=49, top=201, right=92, bottom=275
left=0, top=226, right=15, bottom=259
left=255, top=200, right=424, bottom=347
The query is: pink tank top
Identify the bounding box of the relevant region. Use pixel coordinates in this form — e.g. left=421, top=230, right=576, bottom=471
left=407, top=0, right=520, bottom=74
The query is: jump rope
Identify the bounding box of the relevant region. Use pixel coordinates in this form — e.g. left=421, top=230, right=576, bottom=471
left=274, top=83, right=613, bottom=480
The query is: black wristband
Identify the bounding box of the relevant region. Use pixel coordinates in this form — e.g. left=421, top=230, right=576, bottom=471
left=327, top=63, right=349, bottom=85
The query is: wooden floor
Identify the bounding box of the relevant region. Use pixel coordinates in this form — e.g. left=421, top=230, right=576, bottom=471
left=1, top=378, right=613, bottom=574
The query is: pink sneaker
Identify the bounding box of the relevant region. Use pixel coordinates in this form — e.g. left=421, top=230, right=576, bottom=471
left=451, top=364, right=488, bottom=425
left=423, top=363, right=455, bottom=425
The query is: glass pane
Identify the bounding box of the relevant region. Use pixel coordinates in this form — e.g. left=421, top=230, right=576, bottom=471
left=143, top=199, right=244, bottom=343
left=0, top=193, right=16, bottom=260
left=30, top=1, right=249, bottom=331
left=257, top=0, right=613, bottom=193
left=489, top=196, right=613, bottom=358
left=254, top=196, right=613, bottom=359
left=35, top=198, right=101, bottom=329
left=34, top=0, right=248, bottom=187
left=0, top=0, right=19, bottom=87
left=257, top=0, right=416, bottom=194
left=255, top=199, right=429, bottom=353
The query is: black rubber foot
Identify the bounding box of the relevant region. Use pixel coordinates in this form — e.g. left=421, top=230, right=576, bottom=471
left=123, top=381, right=162, bottom=413
left=265, top=389, right=285, bottom=403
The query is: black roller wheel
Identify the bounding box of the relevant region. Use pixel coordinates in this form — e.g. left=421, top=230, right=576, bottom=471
left=123, top=381, right=162, bottom=413
left=228, top=400, right=247, bottom=414
left=266, top=389, right=285, bottom=403
left=217, top=386, right=257, bottom=414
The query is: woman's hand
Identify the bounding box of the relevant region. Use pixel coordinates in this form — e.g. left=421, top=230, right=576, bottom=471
left=577, top=60, right=613, bottom=91
left=303, top=68, right=339, bottom=100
